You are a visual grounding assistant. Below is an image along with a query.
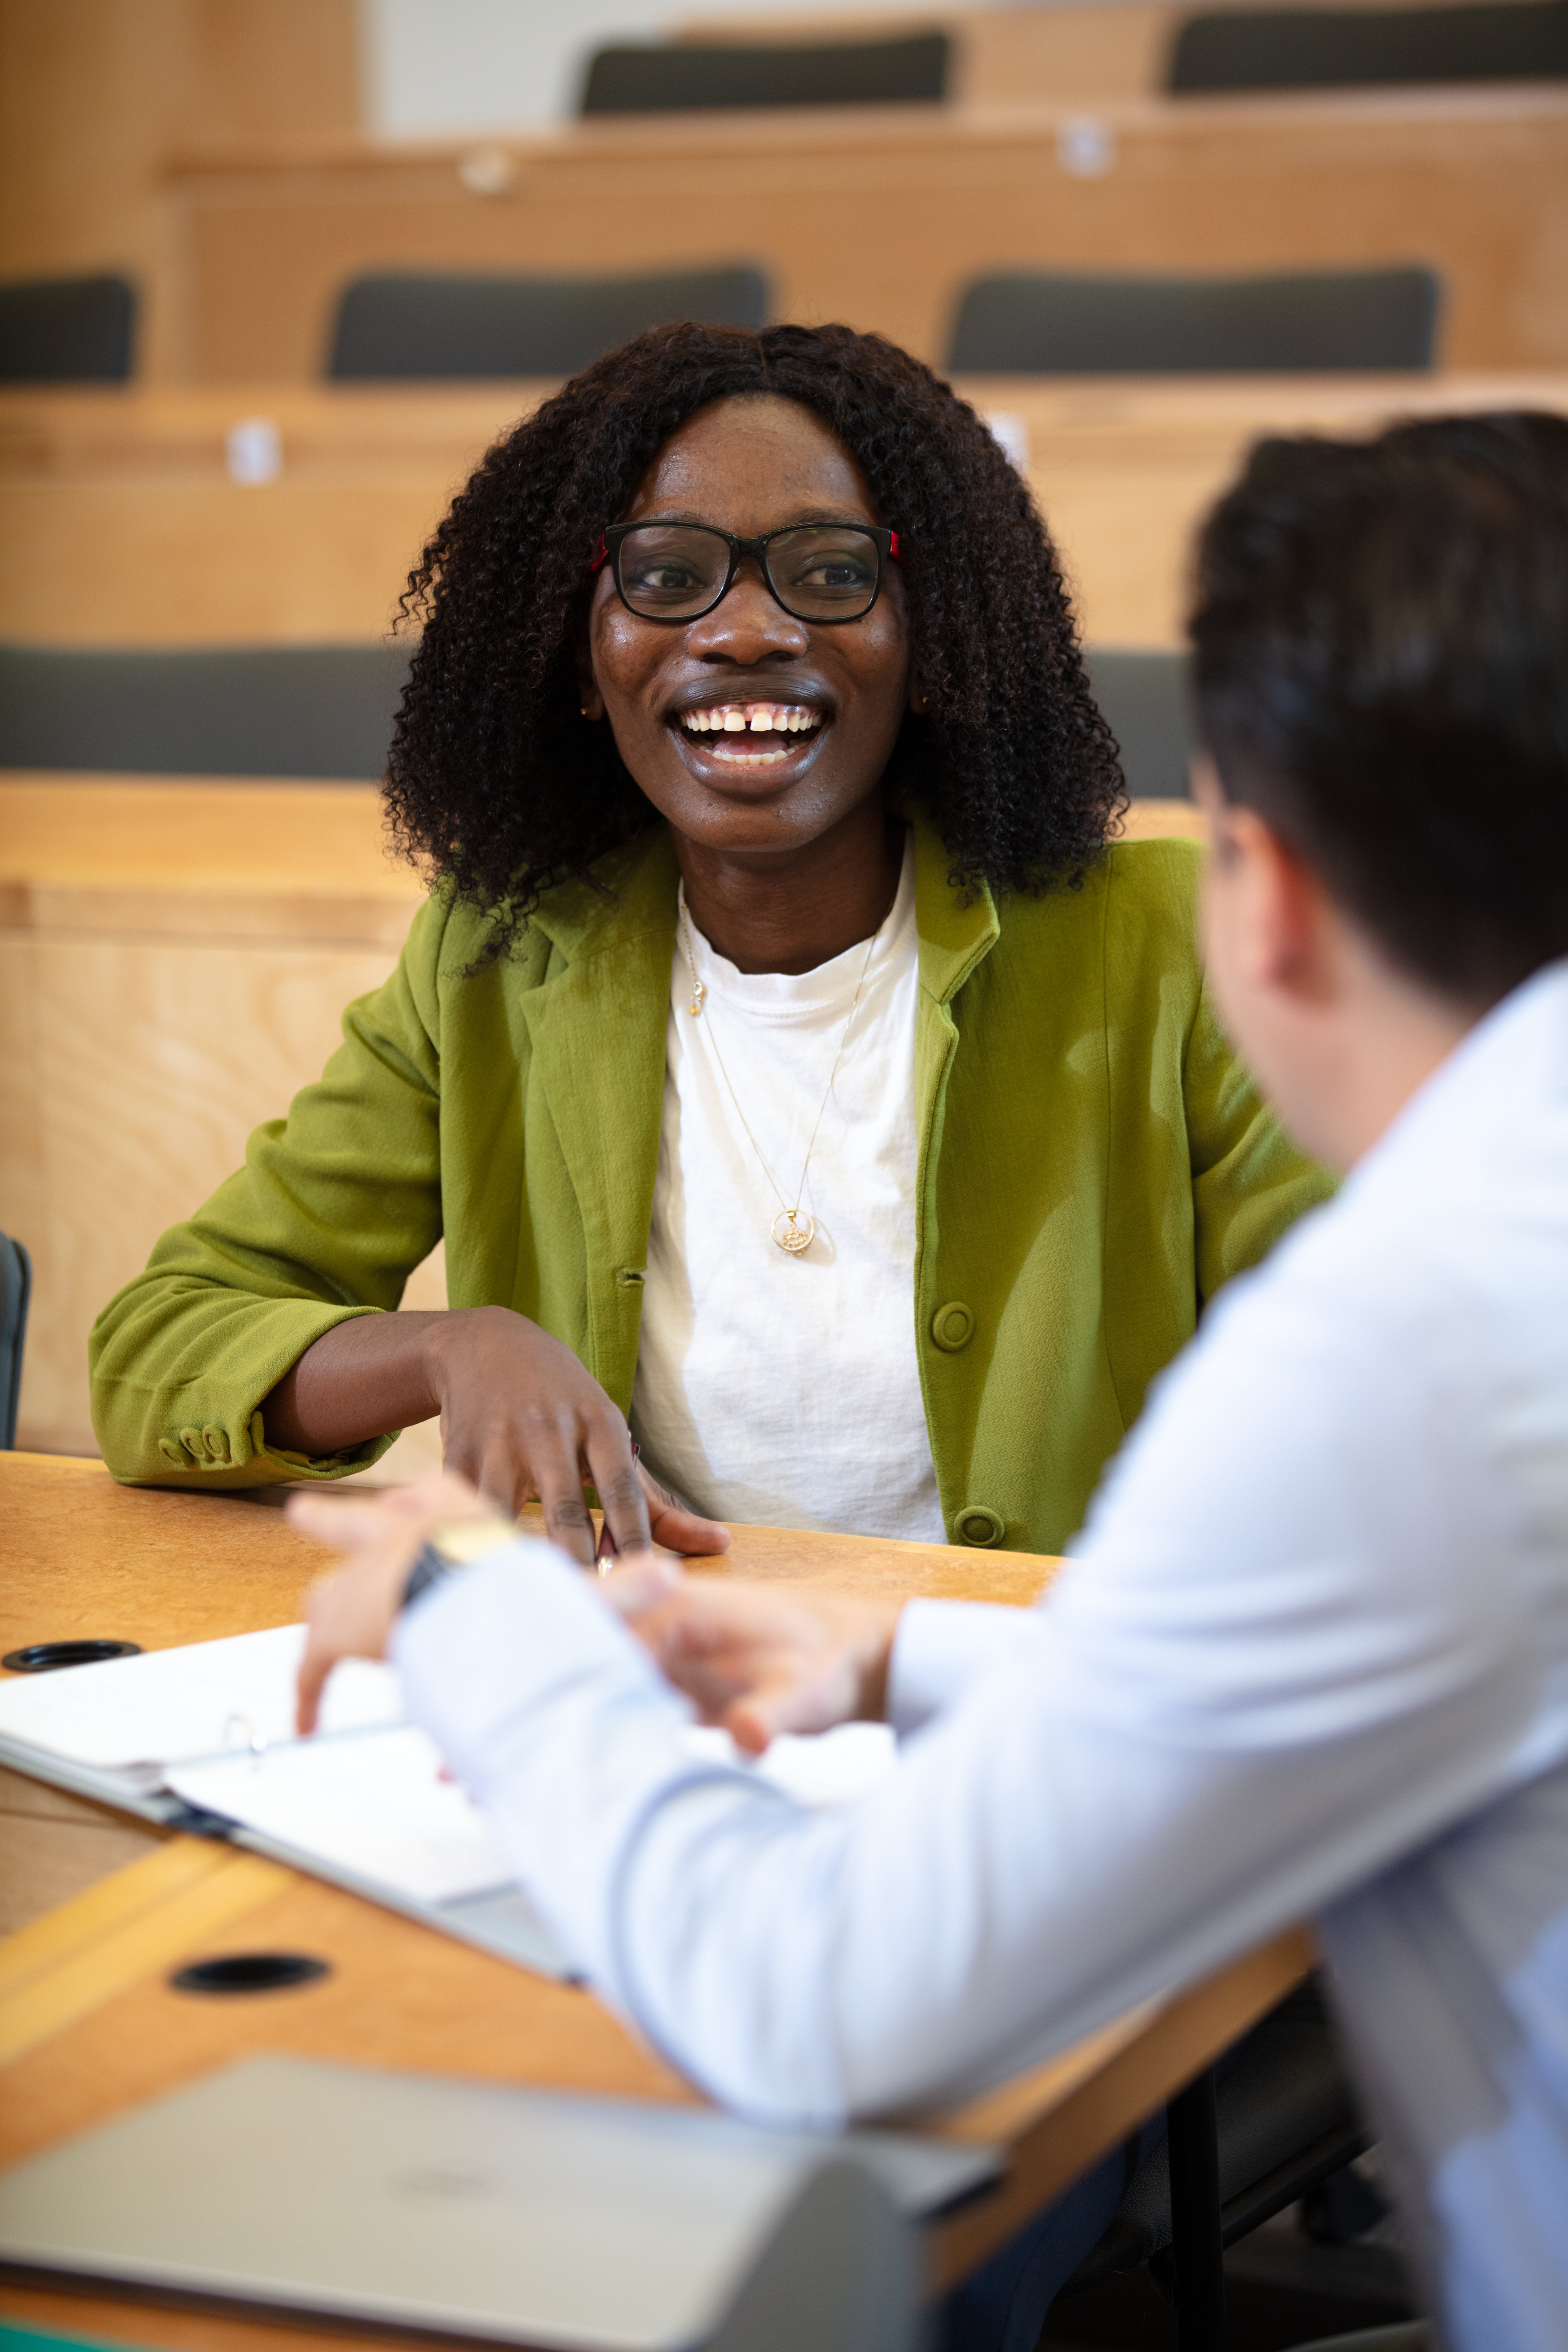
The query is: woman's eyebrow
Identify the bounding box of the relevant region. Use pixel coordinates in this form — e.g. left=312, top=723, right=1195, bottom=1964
left=628, top=506, right=878, bottom=528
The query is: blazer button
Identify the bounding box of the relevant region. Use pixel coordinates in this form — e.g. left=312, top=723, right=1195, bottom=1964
left=955, top=1504, right=1005, bottom=1548
left=929, top=1301, right=974, bottom=1352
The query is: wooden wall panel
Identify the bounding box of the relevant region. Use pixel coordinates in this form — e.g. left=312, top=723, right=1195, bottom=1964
left=0, top=778, right=426, bottom=1458
left=4, top=373, right=1564, bottom=651
left=0, top=0, right=359, bottom=379
left=160, top=90, right=1568, bottom=382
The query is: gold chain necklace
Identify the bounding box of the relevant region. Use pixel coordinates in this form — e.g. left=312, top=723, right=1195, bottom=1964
left=679, top=898, right=880, bottom=1258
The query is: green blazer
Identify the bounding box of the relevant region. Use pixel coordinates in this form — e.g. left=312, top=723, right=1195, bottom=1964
left=90, top=817, right=1331, bottom=1555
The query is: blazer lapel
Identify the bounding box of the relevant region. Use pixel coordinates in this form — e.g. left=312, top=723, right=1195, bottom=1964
left=518, top=828, right=679, bottom=1402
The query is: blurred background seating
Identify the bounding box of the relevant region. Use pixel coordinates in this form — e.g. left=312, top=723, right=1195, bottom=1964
left=1168, top=0, right=1568, bottom=90
left=0, top=274, right=136, bottom=383
left=0, top=643, right=410, bottom=778
left=580, top=29, right=950, bottom=111
left=947, top=264, right=1441, bottom=374
left=327, top=264, right=770, bottom=380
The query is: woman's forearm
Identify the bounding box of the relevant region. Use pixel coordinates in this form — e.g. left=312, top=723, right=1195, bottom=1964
left=262, top=1312, right=445, bottom=1454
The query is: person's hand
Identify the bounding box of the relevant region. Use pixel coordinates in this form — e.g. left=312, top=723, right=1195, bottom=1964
left=289, top=1470, right=514, bottom=1733
left=426, top=1309, right=729, bottom=1565
left=601, top=1571, right=903, bottom=1754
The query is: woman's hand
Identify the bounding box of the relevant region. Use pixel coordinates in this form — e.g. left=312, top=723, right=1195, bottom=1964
left=264, top=1306, right=730, bottom=1567
left=424, top=1309, right=728, bottom=1562
left=606, top=1572, right=903, bottom=1754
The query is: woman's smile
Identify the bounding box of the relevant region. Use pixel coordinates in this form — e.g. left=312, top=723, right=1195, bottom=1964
left=668, top=693, right=830, bottom=779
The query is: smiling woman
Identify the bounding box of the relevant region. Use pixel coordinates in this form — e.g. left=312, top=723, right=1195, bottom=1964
left=88, top=321, right=1330, bottom=1570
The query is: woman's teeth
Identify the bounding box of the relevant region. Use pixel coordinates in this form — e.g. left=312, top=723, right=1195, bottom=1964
left=679, top=703, right=824, bottom=765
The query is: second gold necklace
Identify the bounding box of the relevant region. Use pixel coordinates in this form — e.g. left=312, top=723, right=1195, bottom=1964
left=679, top=897, right=880, bottom=1258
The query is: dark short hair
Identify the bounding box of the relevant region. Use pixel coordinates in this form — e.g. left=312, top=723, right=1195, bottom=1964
left=1191, top=411, right=1568, bottom=1003
left=386, top=321, right=1122, bottom=951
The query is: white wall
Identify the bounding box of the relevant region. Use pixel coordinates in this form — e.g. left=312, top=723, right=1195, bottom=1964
left=359, top=0, right=1104, bottom=139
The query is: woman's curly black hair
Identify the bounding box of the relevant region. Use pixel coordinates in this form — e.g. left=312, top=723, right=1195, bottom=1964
left=386, top=320, right=1124, bottom=948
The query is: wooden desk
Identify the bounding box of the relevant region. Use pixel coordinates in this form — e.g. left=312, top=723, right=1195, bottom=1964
left=0, top=778, right=1197, bottom=1459
left=0, top=1448, right=1312, bottom=2345
left=0, top=1448, right=1058, bottom=1934
left=156, top=88, right=1568, bottom=384
left=4, top=372, right=1563, bottom=649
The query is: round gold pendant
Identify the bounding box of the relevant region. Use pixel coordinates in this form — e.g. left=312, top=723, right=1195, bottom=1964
left=772, top=1210, right=815, bottom=1256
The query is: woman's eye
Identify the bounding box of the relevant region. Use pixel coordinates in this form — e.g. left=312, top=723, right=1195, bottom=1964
left=800, top=560, right=873, bottom=591
left=629, top=564, right=698, bottom=594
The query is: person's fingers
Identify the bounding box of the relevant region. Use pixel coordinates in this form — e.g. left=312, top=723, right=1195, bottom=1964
left=286, top=1490, right=408, bottom=1553
left=531, top=1426, right=596, bottom=1565
left=599, top=1550, right=682, bottom=1619
left=724, top=1669, right=843, bottom=1753
left=588, top=1424, right=652, bottom=1560
left=296, top=1624, right=332, bottom=1736
left=637, top=1465, right=731, bottom=1557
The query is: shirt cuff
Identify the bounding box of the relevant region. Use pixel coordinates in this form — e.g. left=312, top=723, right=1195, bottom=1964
left=887, top=1598, right=1042, bottom=1736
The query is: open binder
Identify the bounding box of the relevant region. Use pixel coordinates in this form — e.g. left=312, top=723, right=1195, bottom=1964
left=0, top=1623, right=895, bottom=1980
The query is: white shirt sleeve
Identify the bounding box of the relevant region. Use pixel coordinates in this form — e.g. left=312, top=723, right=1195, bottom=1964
left=394, top=1240, right=1551, bottom=2128
left=886, top=1599, right=1042, bottom=1735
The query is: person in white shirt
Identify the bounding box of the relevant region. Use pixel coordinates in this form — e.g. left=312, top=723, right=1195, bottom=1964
left=289, top=412, right=1568, bottom=2352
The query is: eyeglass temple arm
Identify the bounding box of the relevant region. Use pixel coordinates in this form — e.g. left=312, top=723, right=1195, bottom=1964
left=588, top=528, right=901, bottom=575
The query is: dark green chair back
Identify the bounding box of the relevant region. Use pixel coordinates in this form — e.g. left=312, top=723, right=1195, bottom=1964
left=947, top=266, right=1441, bottom=375
left=0, top=1233, right=31, bottom=1449
left=328, top=265, right=769, bottom=381
left=580, top=32, right=948, bottom=113
left=0, top=644, right=411, bottom=779
left=1170, top=0, right=1568, bottom=90
left=0, top=275, right=136, bottom=383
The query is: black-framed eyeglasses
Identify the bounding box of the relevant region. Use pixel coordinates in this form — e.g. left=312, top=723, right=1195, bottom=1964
left=591, top=519, right=902, bottom=625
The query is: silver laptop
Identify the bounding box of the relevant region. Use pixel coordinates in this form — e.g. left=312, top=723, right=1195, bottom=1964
left=0, top=2055, right=999, bottom=2350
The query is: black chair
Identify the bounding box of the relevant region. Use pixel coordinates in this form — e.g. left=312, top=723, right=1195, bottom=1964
left=1059, top=1976, right=1374, bottom=2346
left=327, top=265, right=769, bottom=381
left=580, top=32, right=948, bottom=113
left=947, top=267, right=1441, bottom=376
left=0, top=1233, right=32, bottom=1450
left=1086, top=652, right=1194, bottom=801
left=0, top=644, right=411, bottom=780
left=0, top=274, right=136, bottom=383
left=1169, top=0, right=1568, bottom=91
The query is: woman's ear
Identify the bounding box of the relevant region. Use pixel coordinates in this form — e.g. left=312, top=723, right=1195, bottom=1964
left=575, top=629, right=604, bottom=721
left=908, top=680, right=929, bottom=715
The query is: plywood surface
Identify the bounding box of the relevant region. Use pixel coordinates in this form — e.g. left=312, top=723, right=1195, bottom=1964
left=0, top=777, right=422, bottom=941
left=4, top=372, right=1562, bottom=649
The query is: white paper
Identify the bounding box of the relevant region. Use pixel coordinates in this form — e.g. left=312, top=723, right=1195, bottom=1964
left=168, top=1725, right=513, bottom=1905
left=0, top=1624, right=401, bottom=1772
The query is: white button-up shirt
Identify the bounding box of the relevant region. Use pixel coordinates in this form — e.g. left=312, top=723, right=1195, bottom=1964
left=397, top=959, right=1568, bottom=2352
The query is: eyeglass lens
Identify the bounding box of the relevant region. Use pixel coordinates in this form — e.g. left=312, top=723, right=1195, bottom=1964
left=616, top=524, right=882, bottom=621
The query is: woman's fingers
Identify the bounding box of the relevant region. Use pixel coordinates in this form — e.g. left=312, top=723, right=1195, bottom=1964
left=588, top=1425, right=653, bottom=1559
left=530, top=1425, right=598, bottom=1565
left=637, top=1463, right=731, bottom=1557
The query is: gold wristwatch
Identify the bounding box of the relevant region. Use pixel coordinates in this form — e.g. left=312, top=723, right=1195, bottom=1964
left=400, top=1515, right=518, bottom=1615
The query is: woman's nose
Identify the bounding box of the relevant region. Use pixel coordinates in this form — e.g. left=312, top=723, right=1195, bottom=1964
left=685, top=564, right=809, bottom=664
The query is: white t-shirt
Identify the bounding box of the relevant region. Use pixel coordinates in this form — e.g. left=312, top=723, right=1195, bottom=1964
left=629, top=837, right=945, bottom=1542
